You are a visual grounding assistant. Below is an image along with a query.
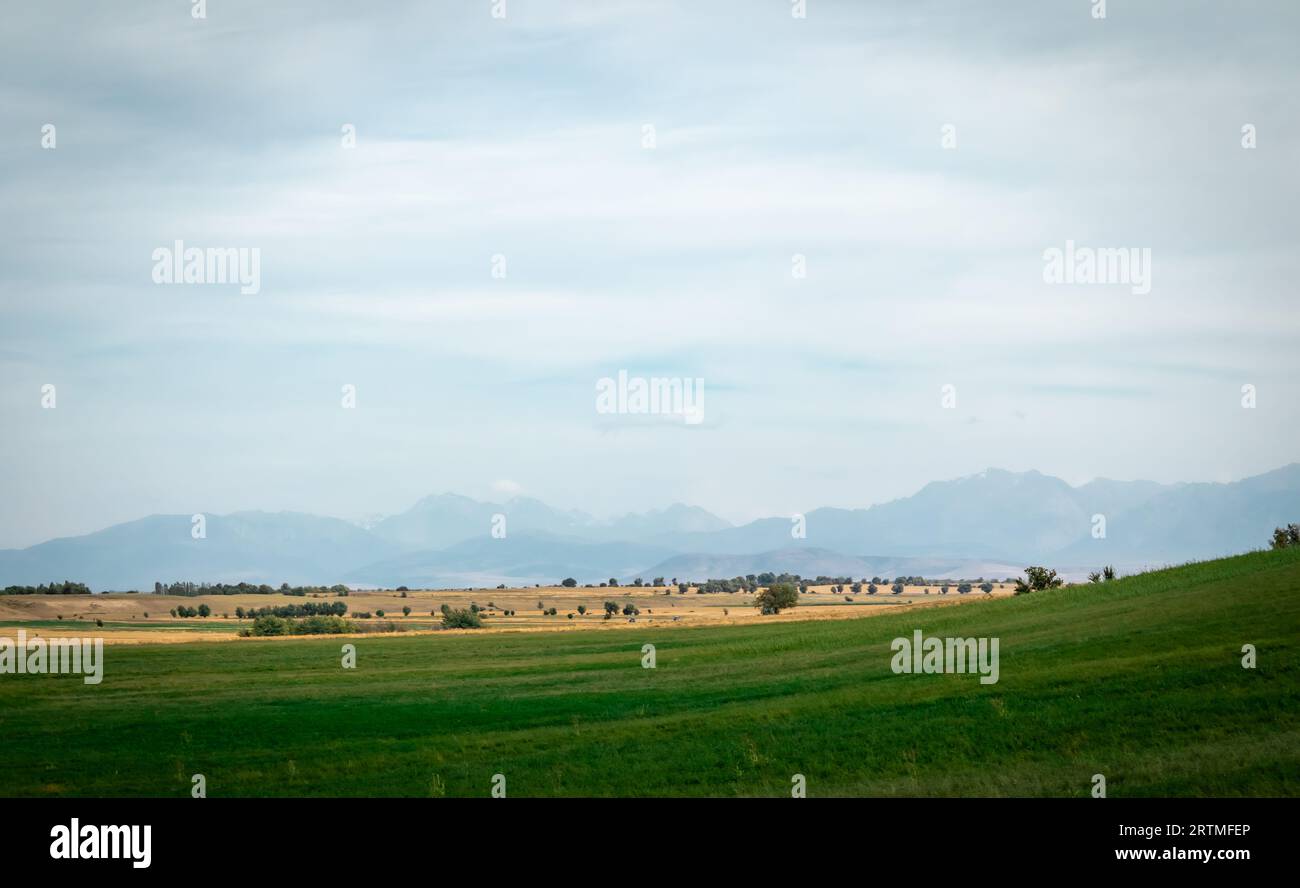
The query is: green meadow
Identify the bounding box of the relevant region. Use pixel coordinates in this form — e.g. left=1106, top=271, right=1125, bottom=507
left=2, top=548, right=1297, bottom=797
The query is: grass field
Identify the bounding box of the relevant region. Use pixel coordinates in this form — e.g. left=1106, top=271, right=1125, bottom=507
left=1, top=548, right=1297, bottom=797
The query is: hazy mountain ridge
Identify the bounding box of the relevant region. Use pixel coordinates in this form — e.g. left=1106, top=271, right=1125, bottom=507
left=1, top=464, right=1295, bottom=589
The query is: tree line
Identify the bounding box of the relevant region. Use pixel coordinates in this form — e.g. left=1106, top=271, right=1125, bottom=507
left=154, top=581, right=351, bottom=597
left=2, top=581, right=92, bottom=595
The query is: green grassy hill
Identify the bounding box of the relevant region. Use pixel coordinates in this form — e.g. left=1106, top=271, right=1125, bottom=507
left=2, top=547, right=1297, bottom=796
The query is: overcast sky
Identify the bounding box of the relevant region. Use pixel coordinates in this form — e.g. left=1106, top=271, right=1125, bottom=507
left=1, top=0, right=1297, bottom=548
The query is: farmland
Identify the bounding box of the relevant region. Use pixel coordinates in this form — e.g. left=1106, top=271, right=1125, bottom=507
left=0, top=548, right=1296, bottom=797
left=0, top=582, right=1013, bottom=644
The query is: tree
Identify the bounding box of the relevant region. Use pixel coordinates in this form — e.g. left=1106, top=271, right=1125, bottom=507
left=402, top=606, right=412, bottom=616
left=1270, top=524, right=1300, bottom=550
left=441, top=608, right=483, bottom=629
left=197, top=603, right=211, bottom=618
left=890, top=583, right=903, bottom=595
left=867, top=583, right=878, bottom=595
left=577, top=605, right=587, bottom=615
left=979, top=582, right=994, bottom=594
left=561, top=577, right=577, bottom=587
left=1014, top=566, right=1063, bottom=595
left=754, top=583, right=799, bottom=615
left=604, top=601, right=619, bottom=616
left=1103, top=565, right=1117, bottom=581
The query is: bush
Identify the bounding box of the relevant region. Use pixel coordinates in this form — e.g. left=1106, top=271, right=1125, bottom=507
left=441, top=608, right=483, bottom=629
left=561, top=578, right=577, bottom=587
left=1270, top=524, right=1300, bottom=550
left=1014, top=566, right=1063, bottom=595
left=754, top=583, right=798, bottom=615
left=251, top=615, right=290, bottom=636
left=293, top=615, right=355, bottom=635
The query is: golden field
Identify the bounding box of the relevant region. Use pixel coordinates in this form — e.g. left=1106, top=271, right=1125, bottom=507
left=0, top=582, right=1014, bottom=645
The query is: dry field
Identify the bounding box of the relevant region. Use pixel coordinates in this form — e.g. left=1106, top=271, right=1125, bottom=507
left=0, top=582, right=1015, bottom=645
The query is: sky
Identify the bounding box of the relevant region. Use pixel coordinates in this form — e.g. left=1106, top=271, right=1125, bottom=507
left=1, top=0, right=1297, bottom=549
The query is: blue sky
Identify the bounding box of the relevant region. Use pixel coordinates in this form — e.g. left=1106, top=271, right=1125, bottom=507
left=1, top=0, right=1297, bottom=547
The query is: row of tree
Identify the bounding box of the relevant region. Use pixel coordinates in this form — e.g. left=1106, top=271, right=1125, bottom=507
left=234, top=601, right=348, bottom=619
left=154, top=581, right=351, bottom=597
left=2, top=581, right=92, bottom=595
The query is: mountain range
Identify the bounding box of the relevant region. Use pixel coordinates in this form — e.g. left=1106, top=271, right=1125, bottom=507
left=2, top=464, right=1296, bottom=590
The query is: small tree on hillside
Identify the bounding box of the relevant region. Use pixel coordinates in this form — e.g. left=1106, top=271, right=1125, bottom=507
left=1270, top=524, right=1300, bottom=549
left=1014, top=566, right=1063, bottom=595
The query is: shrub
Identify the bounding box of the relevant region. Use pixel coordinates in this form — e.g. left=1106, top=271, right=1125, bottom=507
left=1014, top=566, right=1063, bottom=595
left=1270, top=524, right=1300, bottom=550
left=294, top=615, right=355, bottom=635
left=251, top=615, right=290, bottom=636
left=561, top=578, right=577, bottom=587
left=441, top=608, right=483, bottom=629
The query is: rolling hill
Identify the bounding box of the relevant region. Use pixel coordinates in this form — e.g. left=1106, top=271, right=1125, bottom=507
left=2, top=546, right=1296, bottom=796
